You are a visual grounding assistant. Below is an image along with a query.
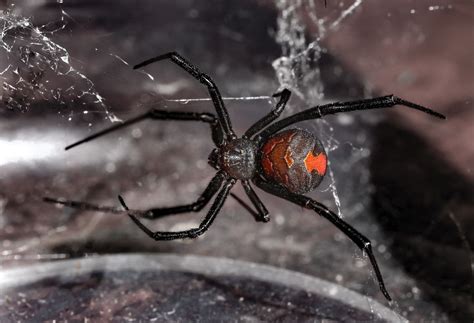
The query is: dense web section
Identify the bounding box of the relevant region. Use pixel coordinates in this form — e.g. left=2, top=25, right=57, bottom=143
left=272, top=0, right=369, bottom=215
left=270, top=0, right=387, bottom=308
left=0, top=9, right=117, bottom=122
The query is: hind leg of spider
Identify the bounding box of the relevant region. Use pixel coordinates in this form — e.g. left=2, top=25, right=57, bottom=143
left=119, top=179, right=235, bottom=240
left=244, top=88, right=291, bottom=139
left=134, top=51, right=235, bottom=140
left=254, top=178, right=392, bottom=301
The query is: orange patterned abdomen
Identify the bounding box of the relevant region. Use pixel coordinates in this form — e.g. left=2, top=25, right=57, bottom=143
left=260, top=129, right=327, bottom=194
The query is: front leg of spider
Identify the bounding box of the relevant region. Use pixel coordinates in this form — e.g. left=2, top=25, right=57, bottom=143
left=133, top=51, right=236, bottom=142
left=244, top=88, right=291, bottom=138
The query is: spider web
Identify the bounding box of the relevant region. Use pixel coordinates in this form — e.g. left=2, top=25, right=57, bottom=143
left=271, top=0, right=378, bottom=309
left=272, top=0, right=368, bottom=216
left=0, top=7, right=117, bottom=122
left=271, top=1, right=472, bottom=322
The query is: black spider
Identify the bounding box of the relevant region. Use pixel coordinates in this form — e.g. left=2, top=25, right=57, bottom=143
left=45, top=51, right=445, bottom=301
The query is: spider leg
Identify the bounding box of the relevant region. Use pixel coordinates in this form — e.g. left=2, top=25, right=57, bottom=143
left=119, top=178, right=235, bottom=240
left=43, top=197, right=122, bottom=213
left=229, top=193, right=261, bottom=221
left=134, top=51, right=235, bottom=142
left=65, top=109, right=223, bottom=150
left=254, top=177, right=392, bottom=301
left=44, top=172, right=225, bottom=221
left=241, top=181, right=270, bottom=222
left=256, top=95, right=445, bottom=141
left=244, top=89, right=291, bottom=139
left=140, top=172, right=225, bottom=219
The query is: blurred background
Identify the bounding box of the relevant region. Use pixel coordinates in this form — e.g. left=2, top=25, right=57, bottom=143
left=0, top=0, right=472, bottom=321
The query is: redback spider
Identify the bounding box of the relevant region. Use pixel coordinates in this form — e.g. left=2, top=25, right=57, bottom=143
left=44, top=51, right=446, bottom=301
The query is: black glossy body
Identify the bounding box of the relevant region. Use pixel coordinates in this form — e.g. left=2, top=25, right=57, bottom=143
left=45, top=51, right=446, bottom=302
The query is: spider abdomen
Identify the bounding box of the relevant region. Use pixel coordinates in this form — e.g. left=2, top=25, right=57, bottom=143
left=259, top=128, right=327, bottom=194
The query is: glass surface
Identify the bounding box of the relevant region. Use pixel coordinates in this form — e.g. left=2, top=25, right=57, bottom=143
left=0, top=254, right=404, bottom=322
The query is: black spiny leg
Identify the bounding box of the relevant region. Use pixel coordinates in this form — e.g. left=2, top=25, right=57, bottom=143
left=43, top=197, right=122, bottom=214
left=45, top=172, right=226, bottom=220
left=241, top=181, right=269, bottom=222
left=140, top=172, right=225, bottom=219
left=244, top=88, right=291, bottom=139
left=229, top=193, right=262, bottom=222
left=256, top=95, right=445, bottom=141
left=134, top=51, right=236, bottom=142
left=65, top=109, right=223, bottom=150
left=254, top=178, right=392, bottom=301
left=119, top=179, right=235, bottom=240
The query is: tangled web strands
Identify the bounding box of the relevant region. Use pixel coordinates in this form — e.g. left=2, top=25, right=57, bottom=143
left=0, top=10, right=116, bottom=121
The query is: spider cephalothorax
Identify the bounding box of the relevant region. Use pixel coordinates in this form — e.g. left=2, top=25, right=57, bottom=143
left=218, top=138, right=258, bottom=180
left=45, top=51, right=446, bottom=301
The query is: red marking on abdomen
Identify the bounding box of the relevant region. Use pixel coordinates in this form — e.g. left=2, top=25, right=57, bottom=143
left=304, top=151, right=327, bottom=175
